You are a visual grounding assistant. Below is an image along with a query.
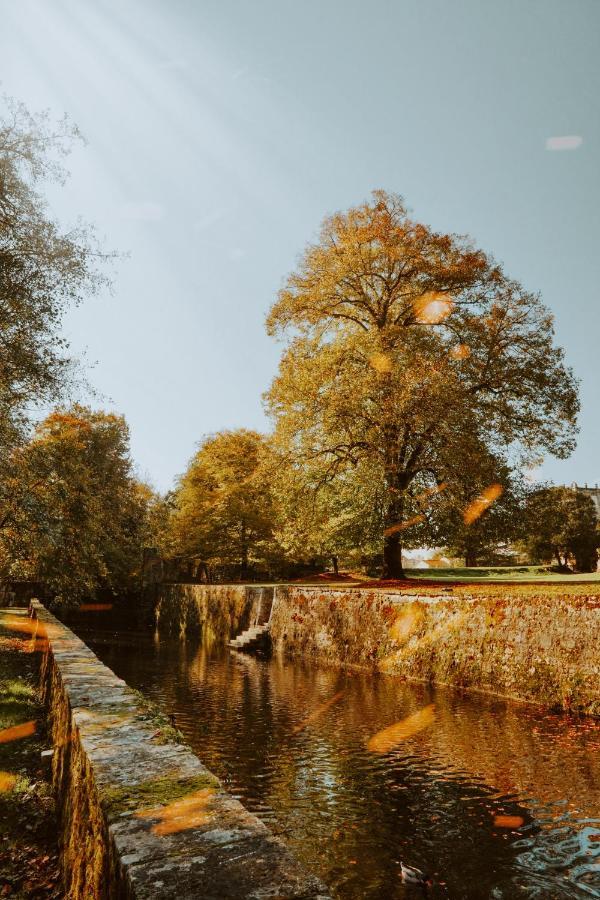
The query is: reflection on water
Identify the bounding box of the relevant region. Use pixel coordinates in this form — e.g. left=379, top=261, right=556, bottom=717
left=75, top=624, right=600, bottom=899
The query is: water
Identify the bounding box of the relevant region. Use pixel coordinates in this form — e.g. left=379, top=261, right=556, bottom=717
left=73, top=623, right=600, bottom=899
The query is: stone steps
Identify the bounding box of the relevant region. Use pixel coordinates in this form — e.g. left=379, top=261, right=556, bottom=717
left=228, top=623, right=271, bottom=654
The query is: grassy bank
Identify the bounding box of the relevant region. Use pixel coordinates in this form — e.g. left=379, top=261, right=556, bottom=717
left=0, top=609, right=62, bottom=898
left=289, top=566, right=600, bottom=596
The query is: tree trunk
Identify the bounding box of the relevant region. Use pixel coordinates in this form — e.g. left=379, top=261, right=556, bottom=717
left=332, top=555, right=339, bottom=576
left=240, top=520, right=249, bottom=581
left=383, top=532, right=405, bottom=579
left=382, top=478, right=407, bottom=580
left=465, top=550, right=478, bottom=567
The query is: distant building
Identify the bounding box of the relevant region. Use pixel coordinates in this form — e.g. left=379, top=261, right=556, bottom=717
left=570, top=483, right=600, bottom=518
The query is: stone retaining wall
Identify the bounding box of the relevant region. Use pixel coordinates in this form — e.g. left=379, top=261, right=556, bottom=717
left=31, top=601, right=329, bottom=899
left=269, top=586, right=600, bottom=715
left=154, top=584, right=274, bottom=639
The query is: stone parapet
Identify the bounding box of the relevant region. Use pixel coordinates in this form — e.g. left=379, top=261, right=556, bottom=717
left=30, top=600, right=329, bottom=899
left=268, top=587, right=600, bottom=715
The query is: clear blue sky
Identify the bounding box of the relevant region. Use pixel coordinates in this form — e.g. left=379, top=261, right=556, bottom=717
left=2, top=0, right=599, bottom=491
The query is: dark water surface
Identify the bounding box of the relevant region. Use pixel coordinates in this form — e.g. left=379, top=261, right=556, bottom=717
left=73, top=623, right=600, bottom=899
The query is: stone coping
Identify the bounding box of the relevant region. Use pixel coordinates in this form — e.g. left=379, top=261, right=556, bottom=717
left=31, top=601, right=330, bottom=899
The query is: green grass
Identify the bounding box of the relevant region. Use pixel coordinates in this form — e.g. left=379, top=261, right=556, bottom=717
left=404, top=565, right=600, bottom=583
left=0, top=609, right=62, bottom=897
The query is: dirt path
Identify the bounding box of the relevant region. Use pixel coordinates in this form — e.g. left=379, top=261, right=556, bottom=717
left=0, top=609, right=62, bottom=898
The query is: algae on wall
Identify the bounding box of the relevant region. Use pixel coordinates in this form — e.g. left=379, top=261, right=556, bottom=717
left=268, top=586, right=600, bottom=716
left=155, top=583, right=274, bottom=638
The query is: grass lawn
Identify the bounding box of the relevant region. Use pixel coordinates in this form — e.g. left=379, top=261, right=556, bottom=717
left=0, top=609, right=62, bottom=898
left=287, top=566, right=600, bottom=596
left=404, top=565, right=600, bottom=583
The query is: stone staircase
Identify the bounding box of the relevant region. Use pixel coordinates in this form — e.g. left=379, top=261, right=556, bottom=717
left=228, top=622, right=271, bottom=654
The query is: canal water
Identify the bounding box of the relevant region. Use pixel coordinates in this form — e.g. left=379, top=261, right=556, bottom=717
left=73, top=623, right=600, bottom=899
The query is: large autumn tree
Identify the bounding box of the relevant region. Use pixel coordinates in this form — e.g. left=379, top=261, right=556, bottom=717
left=169, top=430, right=276, bottom=579
left=3, top=406, right=148, bottom=606
left=266, top=191, right=579, bottom=578
left=0, top=98, right=109, bottom=580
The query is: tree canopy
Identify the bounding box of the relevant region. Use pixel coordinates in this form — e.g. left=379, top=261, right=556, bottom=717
left=266, top=191, right=579, bottom=576
left=0, top=98, right=112, bottom=598
left=169, top=430, right=276, bottom=579
left=523, top=486, right=598, bottom=572
left=0, top=99, right=107, bottom=429
left=2, top=406, right=148, bottom=605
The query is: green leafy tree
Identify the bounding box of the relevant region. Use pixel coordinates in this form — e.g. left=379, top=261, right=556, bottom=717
left=169, top=430, right=276, bottom=579
left=4, top=406, right=147, bottom=605
left=266, top=191, right=579, bottom=578
left=0, top=98, right=110, bottom=581
left=523, top=486, right=598, bottom=572
left=433, top=461, right=526, bottom=567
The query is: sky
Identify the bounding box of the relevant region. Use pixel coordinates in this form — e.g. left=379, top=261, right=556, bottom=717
left=2, top=0, right=599, bottom=492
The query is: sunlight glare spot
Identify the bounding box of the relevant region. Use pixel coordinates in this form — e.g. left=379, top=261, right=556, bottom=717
left=463, top=484, right=504, bottom=525
left=0, top=772, right=17, bottom=792
left=136, top=788, right=216, bottom=836
left=384, top=515, right=424, bottom=537
left=493, top=815, right=524, bottom=829
left=0, top=721, right=36, bottom=744
left=413, top=292, right=454, bottom=325
left=366, top=704, right=435, bottom=753
left=368, top=352, right=393, bottom=374
left=449, top=343, right=471, bottom=360
left=292, top=691, right=345, bottom=734
left=388, top=603, right=423, bottom=644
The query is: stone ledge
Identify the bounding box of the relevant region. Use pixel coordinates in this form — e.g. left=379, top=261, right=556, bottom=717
left=30, top=601, right=330, bottom=900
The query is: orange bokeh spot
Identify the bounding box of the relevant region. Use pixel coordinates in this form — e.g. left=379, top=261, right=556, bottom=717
left=366, top=704, right=435, bottom=753
left=0, top=721, right=36, bottom=744
left=0, top=772, right=17, bottom=792
left=493, top=815, right=524, bottom=829
left=80, top=604, right=113, bottom=612
left=137, top=788, right=216, bottom=836
left=384, top=515, right=425, bottom=537
left=368, top=352, right=393, bottom=374
left=389, top=603, right=423, bottom=644
left=413, top=292, right=454, bottom=324
left=414, top=482, right=447, bottom=504
left=463, top=483, right=504, bottom=525
left=2, top=615, right=37, bottom=637
left=449, top=343, right=471, bottom=360
left=292, top=691, right=345, bottom=735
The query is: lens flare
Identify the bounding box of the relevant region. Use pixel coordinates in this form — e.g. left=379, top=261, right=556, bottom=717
left=292, top=691, right=345, bottom=734
left=0, top=721, right=36, bottom=744
left=413, top=292, right=453, bottom=324
left=388, top=603, right=423, bottom=644
left=449, top=343, right=471, bottom=360
left=368, top=352, right=393, bottom=374
left=137, top=788, right=216, bottom=836
left=0, top=772, right=17, bottom=792
left=414, top=482, right=447, bottom=504
left=366, top=704, right=435, bottom=753
left=463, top=484, right=504, bottom=525
left=80, top=604, right=113, bottom=612
left=384, top=515, right=425, bottom=537
left=493, top=815, right=524, bottom=829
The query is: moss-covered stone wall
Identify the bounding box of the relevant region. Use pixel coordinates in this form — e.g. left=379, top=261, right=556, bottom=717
left=31, top=601, right=329, bottom=899
left=268, top=587, right=600, bottom=715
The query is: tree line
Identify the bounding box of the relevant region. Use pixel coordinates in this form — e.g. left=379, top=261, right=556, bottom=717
left=1, top=100, right=596, bottom=608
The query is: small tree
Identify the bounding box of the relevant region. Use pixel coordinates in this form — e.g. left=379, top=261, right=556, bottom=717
left=523, top=486, right=598, bottom=571
left=169, top=430, right=276, bottom=579
left=4, top=406, right=147, bottom=605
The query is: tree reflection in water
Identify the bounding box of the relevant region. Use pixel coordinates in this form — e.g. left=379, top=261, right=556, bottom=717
left=77, top=625, right=600, bottom=899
